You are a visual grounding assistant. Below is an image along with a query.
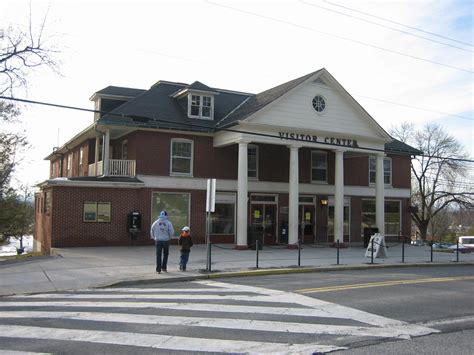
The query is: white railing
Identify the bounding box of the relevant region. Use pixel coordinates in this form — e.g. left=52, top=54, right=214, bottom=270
left=88, top=161, right=103, bottom=176
left=108, top=159, right=136, bottom=177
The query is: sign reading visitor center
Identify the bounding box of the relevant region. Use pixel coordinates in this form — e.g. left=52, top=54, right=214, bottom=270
left=278, top=132, right=359, bottom=148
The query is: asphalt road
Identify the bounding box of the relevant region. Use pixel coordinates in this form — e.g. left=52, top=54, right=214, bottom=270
left=0, top=265, right=472, bottom=354
left=225, top=265, right=474, bottom=354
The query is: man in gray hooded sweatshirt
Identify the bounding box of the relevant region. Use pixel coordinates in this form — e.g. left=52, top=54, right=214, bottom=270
left=150, top=210, right=175, bottom=273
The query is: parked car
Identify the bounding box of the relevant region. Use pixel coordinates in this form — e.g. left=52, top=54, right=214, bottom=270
left=458, top=236, right=474, bottom=248
left=411, top=239, right=425, bottom=246
left=431, top=242, right=453, bottom=249
left=448, top=243, right=473, bottom=253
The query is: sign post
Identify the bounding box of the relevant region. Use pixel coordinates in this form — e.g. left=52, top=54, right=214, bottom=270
left=206, top=179, right=216, bottom=271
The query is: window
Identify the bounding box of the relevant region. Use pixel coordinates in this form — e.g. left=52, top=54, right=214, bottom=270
left=51, top=161, right=57, bottom=178
left=369, top=156, right=392, bottom=185
left=171, top=139, right=193, bottom=175
left=361, top=199, right=400, bottom=235
left=121, top=140, right=128, bottom=160
left=312, top=95, right=326, bottom=113
left=44, top=191, right=51, bottom=213
left=83, top=202, right=111, bottom=222
left=311, top=151, right=327, bottom=182
left=66, top=153, right=73, bottom=177
left=327, top=198, right=350, bottom=236
left=79, top=148, right=84, bottom=176
left=211, top=203, right=235, bottom=234
left=188, top=94, right=213, bottom=119
left=248, top=145, right=258, bottom=179
left=151, top=192, right=190, bottom=233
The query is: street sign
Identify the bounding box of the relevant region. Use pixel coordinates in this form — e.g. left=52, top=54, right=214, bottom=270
left=206, top=178, right=216, bottom=213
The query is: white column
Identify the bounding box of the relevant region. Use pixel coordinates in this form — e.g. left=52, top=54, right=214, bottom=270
left=103, top=130, right=110, bottom=176
left=375, top=153, right=385, bottom=234
left=94, top=134, right=100, bottom=164
left=288, top=144, right=300, bottom=245
left=236, top=140, right=249, bottom=248
left=334, top=149, right=345, bottom=243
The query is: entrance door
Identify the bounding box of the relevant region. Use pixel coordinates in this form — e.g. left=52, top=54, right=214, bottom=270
left=250, top=204, right=277, bottom=245
left=299, top=205, right=315, bottom=244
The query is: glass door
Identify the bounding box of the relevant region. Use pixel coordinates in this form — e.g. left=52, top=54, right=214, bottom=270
left=250, top=204, right=277, bottom=245
left=299, top=205, right=315, bottom=244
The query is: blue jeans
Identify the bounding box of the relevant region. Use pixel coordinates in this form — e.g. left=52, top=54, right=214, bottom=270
left=155, top=240, right=169, bottom=272
left=180, top=250, right=190, bottom=270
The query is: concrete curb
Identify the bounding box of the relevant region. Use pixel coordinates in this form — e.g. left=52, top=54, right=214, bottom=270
left=102, top=261, right=474, bottom=288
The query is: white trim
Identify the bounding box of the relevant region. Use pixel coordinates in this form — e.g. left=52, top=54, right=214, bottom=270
left=170, top=138, right=194, bottom=176
left=311, top=94, right=328, bottom=115
left=250, top=193, right=278, bottom=204
left=137, top=175, right=411, bottom=198
left=187, top=93, right=214, bottom=120
left=369, top=156, right=392, bottom=186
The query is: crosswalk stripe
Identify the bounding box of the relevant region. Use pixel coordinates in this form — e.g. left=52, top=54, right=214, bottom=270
left=12, top=293, right=291, bottom=302
left=199, top=280, right=411, bottom=328
left=0, top=300, right=355, bottom=320
left=0, top=310, right=415, bottom=339
left=96, top=287, right=246, bottom=293
left=0, top=300, right=439, bottom=337
left=0, top=325, right=346, bottom=353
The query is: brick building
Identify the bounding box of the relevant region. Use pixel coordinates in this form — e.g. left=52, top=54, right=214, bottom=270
left=34, top=68, right=420, bottom=253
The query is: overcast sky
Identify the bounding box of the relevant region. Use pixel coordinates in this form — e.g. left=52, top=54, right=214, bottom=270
left=1, top=0, right=473, bottom=188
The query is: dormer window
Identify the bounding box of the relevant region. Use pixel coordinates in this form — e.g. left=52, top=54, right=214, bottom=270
left=188, top=94, right=214, bottom=119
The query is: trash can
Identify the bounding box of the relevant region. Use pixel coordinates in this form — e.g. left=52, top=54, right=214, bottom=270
left=363, top=227, right=379, bottom=248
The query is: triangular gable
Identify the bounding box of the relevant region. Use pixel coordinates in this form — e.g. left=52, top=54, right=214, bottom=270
left=235, top=69, right=391, bottom=142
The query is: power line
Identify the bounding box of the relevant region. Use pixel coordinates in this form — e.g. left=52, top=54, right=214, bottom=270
left=2, top=95, right=473, bottom=164
left=300, top=0, right=473, bottom=53
left=322, top=0, right=473, bottom=47
left=205, top=1, right=473, bottom=74
left=354, top=94, right=474, bottom=122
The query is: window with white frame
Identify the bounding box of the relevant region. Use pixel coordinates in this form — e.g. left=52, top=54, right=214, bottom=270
left=170, top=139, right=193, bottom=175
left=369, top=156, right=392, bottom=185
left=311, top=151, right=327, bottom=182
left=248, top=145, right=258, bottom=179
left=188, top=94, right=213, bottom=119
left=79, top=148, right=84, bottom=176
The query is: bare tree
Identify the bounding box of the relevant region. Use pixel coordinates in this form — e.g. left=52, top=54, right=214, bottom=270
left=0, top=6, right=59, bottom=96
left=391, top=123, right=474, bottom=240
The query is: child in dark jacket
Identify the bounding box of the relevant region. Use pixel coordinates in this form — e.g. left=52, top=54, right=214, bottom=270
left=178, top=226, right=193, bottom=271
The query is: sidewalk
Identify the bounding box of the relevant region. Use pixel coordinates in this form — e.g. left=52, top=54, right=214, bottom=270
left=1, top=243, right=473, bottom=296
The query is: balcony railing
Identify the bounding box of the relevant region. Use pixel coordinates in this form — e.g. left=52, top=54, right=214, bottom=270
left=88, top=160, right=136, bottom=177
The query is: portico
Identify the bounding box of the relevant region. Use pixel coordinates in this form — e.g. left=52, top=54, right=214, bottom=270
left=219, top=131, right=389, bottom=248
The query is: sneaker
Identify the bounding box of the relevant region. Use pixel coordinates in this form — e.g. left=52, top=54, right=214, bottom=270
left=179, top=265, right=183, bottom=271
left=156, top=270, right=161, bottom=274
left=162, top=269, right=167, bottom=273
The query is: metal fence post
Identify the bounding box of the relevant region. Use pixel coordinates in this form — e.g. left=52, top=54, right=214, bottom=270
left=336, top=239, right=340, bottom=265
left=207, top=242, right=212, bottom=272
left=456, top=242, right=459, bottom=262
left=298, top=239, right=301, bottom=267
left=430, top=242, right=433, bottom=262
left=401, top=235, right=405, bottom=263
left=256, top=239, right=259, bottom=269
left=371, top=238, right=374, bottom=264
